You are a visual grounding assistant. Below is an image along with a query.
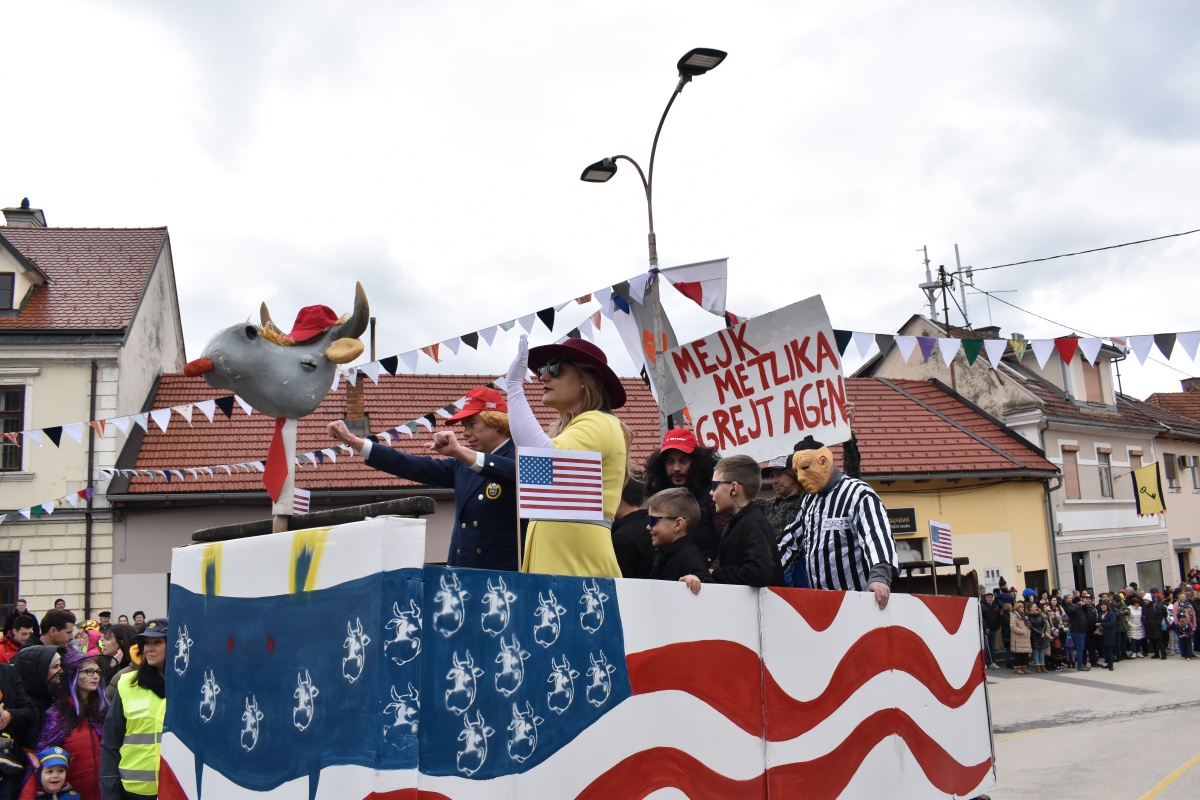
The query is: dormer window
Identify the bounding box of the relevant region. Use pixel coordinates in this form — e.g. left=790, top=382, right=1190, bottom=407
left=0, top=274, right=12, bottom=310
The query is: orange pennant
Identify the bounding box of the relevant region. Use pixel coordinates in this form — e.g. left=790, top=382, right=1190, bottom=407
left=576, top=294, right=593, bottom=304
left=641, top=329, right=668, bottom=363
left=89, top=420, right=106, bottom=437
left=421, top=344, right=441, bottom=363
left=591, top=311, right=602, bottom=330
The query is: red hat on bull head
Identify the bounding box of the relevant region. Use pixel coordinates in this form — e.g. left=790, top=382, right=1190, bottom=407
left=660, top=428, right=698, bottom=454
left=287, top=305, right=340, bottom=342
left=445, top=387, right=509, bottom=424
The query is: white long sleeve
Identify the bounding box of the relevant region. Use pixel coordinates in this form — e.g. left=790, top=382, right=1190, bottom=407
left=504, top=335, right=554, bottom=449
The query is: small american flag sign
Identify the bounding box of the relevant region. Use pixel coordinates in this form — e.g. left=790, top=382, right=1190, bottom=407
left=929, top=519, right=953, bottom=565
left=517, top=447, right=605, bottom=521
left=292, top=487, right=311, bottom=515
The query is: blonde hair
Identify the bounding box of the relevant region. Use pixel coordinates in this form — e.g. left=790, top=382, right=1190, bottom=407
left=647, top=488, right=700, bottom=530
left=476, top=410, right=511, bottom=438
left=548, top=362, right=633, bottom=487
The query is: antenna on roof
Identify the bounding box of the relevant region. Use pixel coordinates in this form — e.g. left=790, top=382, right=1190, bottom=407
left=917, top=245, right=940, bottom=322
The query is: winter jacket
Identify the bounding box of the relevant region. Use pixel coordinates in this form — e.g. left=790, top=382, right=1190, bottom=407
left=1026, top=611, right=1050, bottom=649
left=10, top=647, right=60, bottom=753
left=710, top=504, right=785, bottom=587
left=980, top=601, right=1002, bottom=630
left=610, top=509, right=654, bottom=580
left=20, top=719, right=102, bottom=800
left=651, top=536, right=712, bottom=584
left=1128, top=604, right=1145, bottom=639
left=1009, top=612, right=1032, bottom=654
left=1064, top=600, right=1096, bottom=634
left=0, top=639, right=20, bottom=665
left=1143, top=601, right=1167, bottom=642
left=1099, top=609, right=1117, bottom=647
left=0, top=662, right=38, bottom=766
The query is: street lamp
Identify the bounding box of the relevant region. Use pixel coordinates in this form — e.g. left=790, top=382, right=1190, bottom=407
left=581, top=47, right=727, bottom=435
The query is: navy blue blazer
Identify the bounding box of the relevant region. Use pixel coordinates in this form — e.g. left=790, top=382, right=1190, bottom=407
left=365, top=439, right=519, bottom=570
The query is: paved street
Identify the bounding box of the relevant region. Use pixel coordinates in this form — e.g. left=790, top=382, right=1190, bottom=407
left=987, top=655, right=1200, bottom=798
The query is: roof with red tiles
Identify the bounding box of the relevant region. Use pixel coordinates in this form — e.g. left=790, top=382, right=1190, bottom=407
left=1145, top=391, right=1200, bottom=426
left=0, top=227, right=167, bottom=331
left=838, top=378, right=1057, bottom=476
left=1129, top=393, right=1200, bottom=439
left=115, top=374, right=1054, bottom=498
left=1005, top=367, right=1166, bottom=432
left=117, top=373, right=661, bottom=495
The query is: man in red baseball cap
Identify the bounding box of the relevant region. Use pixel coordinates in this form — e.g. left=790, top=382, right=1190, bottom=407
left=328, top=386, right=519, bottom=570
left=643, top=428, right=726, bottom=562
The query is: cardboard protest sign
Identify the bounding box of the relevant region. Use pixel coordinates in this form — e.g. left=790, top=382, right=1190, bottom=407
left=665, top=295, right=850, bottom=461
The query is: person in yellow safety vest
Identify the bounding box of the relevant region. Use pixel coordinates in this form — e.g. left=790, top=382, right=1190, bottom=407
left=99, top=618, right=167, bottom=800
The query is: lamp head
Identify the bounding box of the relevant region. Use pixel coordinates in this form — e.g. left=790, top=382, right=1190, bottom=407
left=677, top=48, right=727, bottom=79
left=580, top=158, right=618, bottom=183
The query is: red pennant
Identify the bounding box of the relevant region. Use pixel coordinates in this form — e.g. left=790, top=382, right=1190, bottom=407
left=262, top=418, right=288, bottom=503
left=421, top=344, right=441, bottom=363
left=1054, top=338, right=1078, bottom=364
left=89, top=420, right=106, bottom=437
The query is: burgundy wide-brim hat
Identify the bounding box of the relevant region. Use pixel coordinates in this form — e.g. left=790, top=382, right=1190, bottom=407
left=528, top=338, right=626, bottom=409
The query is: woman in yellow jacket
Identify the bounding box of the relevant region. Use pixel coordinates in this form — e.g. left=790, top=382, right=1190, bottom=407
left=100, top=618, right=167, bottom=800
left=504, top=335, right=632, bottom=577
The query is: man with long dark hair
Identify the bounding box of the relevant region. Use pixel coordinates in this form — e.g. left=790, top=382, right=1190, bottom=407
left=643, top=429, right=726, bottom=562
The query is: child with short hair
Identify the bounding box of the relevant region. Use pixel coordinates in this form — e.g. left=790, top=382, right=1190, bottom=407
left=708, top=455, right=785, bottom=587
left=646, top=488, right=711, bottom=595
left=29, top=746, right=80, bottom=799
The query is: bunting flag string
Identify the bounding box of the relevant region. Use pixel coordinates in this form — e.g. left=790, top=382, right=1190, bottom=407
left=1, top=487, right=94, bottom=526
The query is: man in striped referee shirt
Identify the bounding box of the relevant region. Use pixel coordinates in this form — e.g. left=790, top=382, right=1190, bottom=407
left=778, top=436, right=898, bottom=609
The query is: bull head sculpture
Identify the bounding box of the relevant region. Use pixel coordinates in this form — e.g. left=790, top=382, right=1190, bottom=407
left=186, top=282, right=369, bottom=419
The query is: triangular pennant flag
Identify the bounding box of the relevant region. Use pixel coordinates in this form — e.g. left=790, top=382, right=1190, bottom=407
left=155, top=470, right=167, bottom=480
left=414, top=416, right=433, bottom=431
left=421, top=344, right=442, bottom=363
left=172, top=404, right=195, bottom=425
left=196, top=400, right=216, bottom=423
left=594, top=287, right=614, bottom=318
left=65, top=493, right=80, bottom=509
left=1010, top=339, right=1028, bottom=362
left=1177, top=330, right=1200, bottom=361
left=84, top=487, right=94, bottom=501
left=62, top=423, right=85, bottom=444
left=627, top=272, right=652, bottom=304
left=379, top=355, right=399, bottom=375
left=252, top=461, right=266, bottom=473
left=1079, top=338, right=1103, bottom=365
left=1154, top=333, right=1176, bottom=360
left=1054, top=338, right=1078, bottom=365
left=149, top=408, right=172, bottom=433
left=961, top=339, right=984, bottom=366
left=0, top=515, right=6, bottom=525
left=518, top=314, right=536, bottom=333
left=132, top=413, right=149, bottom=430
left=917, top=336, right=937, bottom=363
left=18, top=509, right=31, bottom=520
left=89, top=420, right=106, bottom=438
left=611, top=293, right=630, bottom=315
left=112, top=416, right=130, bottom=435
left=576, top=293, right=592, bottom=304
left=203, top=467, right=214, bottom=477
left=938, top=338, right=961, bottom=367
left=214, top=396, right=235, bottom=419
left=172, top=470, right=185, bottom=481
left=188, top=469, right=199, bottom=479
left=1128, top=335, right=1154, bottom=365
left=234, top=396, right=253, bottom=416
left=537, top=307, right=556, bottom=331
left=400, top=351, right=420, bottom=373
left=331, top=371, right=341, bottom=393
left=441, top=338, right=461, bottom=356
left=895, top=336, right=917, bottom=363
left=554, top=301, right=571, bottom=312
left=833, top=329, right=853, bottom=356
left=578, top=321, right=594, bottom=341
left=25, top=430, right=43, bottom=447
left=436, top=404, right=455, bottom=419
left=499, top=319, right=517, bottom=331
left=44, top=427, right=63, bottom=447
left=591, top=311, right=602, bottom=330
left=378, top=430, right=393, bottom=446
left=397, top=425, right=413, bottom=437
left=40, top=502, right=55, bottom=516
left=314, top=450, right=325, bottom=465
left=566, top=327, right=581, bottom=339
left=219, top=465, right=232, bottom=475
left=874, top=333, right=893, bottom=356
left=30, top=506, right=43, bottom=518
left=321, top=448, right=338, bottom=463
left=345, top=368, right=357, bottom=386
left=853, top=331, right=875, bottom=358
left=479, top=326, right=498, bottom=347
left=360, top=362, right=383, bottom=384
left=1031, top=339, right=1055, bottom=369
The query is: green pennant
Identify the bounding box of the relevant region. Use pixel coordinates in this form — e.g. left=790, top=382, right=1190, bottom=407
left=30, top=506, right=43, bottom=518
left=962, top=339, right=984, bottom=366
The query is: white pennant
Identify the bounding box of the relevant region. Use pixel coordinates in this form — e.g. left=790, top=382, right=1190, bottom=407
left=1079, top=338, right=1103, bottom=366
left=331, top=371, right=341, bottom=392
left=442, top=338, right=461, bottom=356
left=132, top=413, right=149, bottom=430
left=18, top=509, right=30, bottom=520
left=578, top=320, right=595, bottom=341
left=938, top=338, right=961, bottom=368
left=397, top=426, right=413, bottom=437
left=172, top=470, right=185, bottom=481
left=594, top=287, right=614, bottom=318
left=65, top=493, right=80, bottom=509
left=196, top=400, right=217, bottom=423
left=627, top=272, right=652, bottom=304
left=219, top=465, right=232, bottom=475
left=378, top=430, right=393, bottom=446
left=251, top=462, right=265, bottom=473
left=234, top=396, right=253, bottom=416
left=894, top=336, right=917, bottom=363
left=63, top=423, right=86, bottom=444
left=173, top=405, right=194, bottom=425
left=24, top=430, right=42, bottom=447
left=149, top=408, right=172, bottom=433
left=1176, top=330, right=1200, bottom=361
left=360, top=362, right=383, bottom=384
left=1128, top=335, right=1154, bottom=365
left=518, top=314, right=536, bottom=333
left=479, top=325, right=498, bottom=347
left=41, top=502, right=55, bottom=516
left=303, top=452, right=317, bottom=466
left=415, top=416, right=433, bottom=431
left=0, top=514, right=6, bottom=525
left=400, top=351, right=419, bottom=373
left=111, top=416, right=131, bottom=435
left=1031, top=339, right=1056, bottom=369
left=321, top=448, right=338, bottom=463
left=188, top=469, right=198, bottom=479
left=853, top=331, right=875, bottom=358
left=554, top=301, right=571, bottom=312
left=983, top=339, right=1008, bottom=370
left=203, top=467, right=214, bottom=477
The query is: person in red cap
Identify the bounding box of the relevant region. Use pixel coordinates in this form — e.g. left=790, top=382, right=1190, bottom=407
left=327, top=386, right=519, bottom=570
left=643, top=428, right=726, bottom=562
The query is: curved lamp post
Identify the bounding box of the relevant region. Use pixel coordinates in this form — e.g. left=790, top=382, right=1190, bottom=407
left=581, top=47, right=727, bottom=436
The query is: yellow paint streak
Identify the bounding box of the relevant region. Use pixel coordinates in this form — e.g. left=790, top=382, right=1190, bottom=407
left=1138, top=752, right=1200, bottom=800
left=994, top=727, right=1045, bottom=743
left=289, top=527, right=331, bottom=593
left=201, top=543, right=223, bottom=596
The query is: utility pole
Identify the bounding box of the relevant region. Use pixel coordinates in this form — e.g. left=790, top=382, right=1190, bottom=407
left=938, top=265, right=957, bottom=392
left=954, top=244, right=970, bottom=328
left=918, top=246, right=939, bottom=322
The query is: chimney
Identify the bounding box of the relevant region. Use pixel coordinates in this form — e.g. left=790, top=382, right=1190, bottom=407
left=2, top=198, right=46, bottom=227
left=975, top=325, right=1001, bottom=339
left=344, top=377, right=370, bottom=435
left=1182, top=377, right=1200, bottom=393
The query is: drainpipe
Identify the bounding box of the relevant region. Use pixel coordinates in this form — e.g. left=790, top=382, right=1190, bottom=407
left=85, top=360, right=97, bottom=619
left=1043, top=476, right=1063, bottom=591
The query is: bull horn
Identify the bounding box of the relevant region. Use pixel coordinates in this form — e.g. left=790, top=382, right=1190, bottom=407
left=260, top=302, right=276, bottom=331
left=333, top=281, right=370, bottom=341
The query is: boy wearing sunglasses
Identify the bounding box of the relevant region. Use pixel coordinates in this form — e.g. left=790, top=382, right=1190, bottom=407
left=647, top=489, right=711, bottom=594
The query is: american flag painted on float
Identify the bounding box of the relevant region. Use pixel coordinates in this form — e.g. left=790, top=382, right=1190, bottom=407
left=160, top=517, right=995, bottom=800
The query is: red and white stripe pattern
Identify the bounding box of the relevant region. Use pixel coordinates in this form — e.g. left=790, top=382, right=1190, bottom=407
left=930, top=519, right=953, bottom=565
left=292, top=487, right=311, bottom=514
left=517, top=447, right=604, bottom=521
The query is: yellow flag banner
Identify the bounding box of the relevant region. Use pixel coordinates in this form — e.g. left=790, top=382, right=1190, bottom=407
left=1131, top=463, right=1166, bottom=516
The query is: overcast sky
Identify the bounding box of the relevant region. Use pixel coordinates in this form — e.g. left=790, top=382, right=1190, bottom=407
left=4, top=1, right=1199, bottom=400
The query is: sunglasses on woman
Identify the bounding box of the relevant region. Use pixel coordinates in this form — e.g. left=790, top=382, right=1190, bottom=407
left=536, top=359, right=563, bottom=379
